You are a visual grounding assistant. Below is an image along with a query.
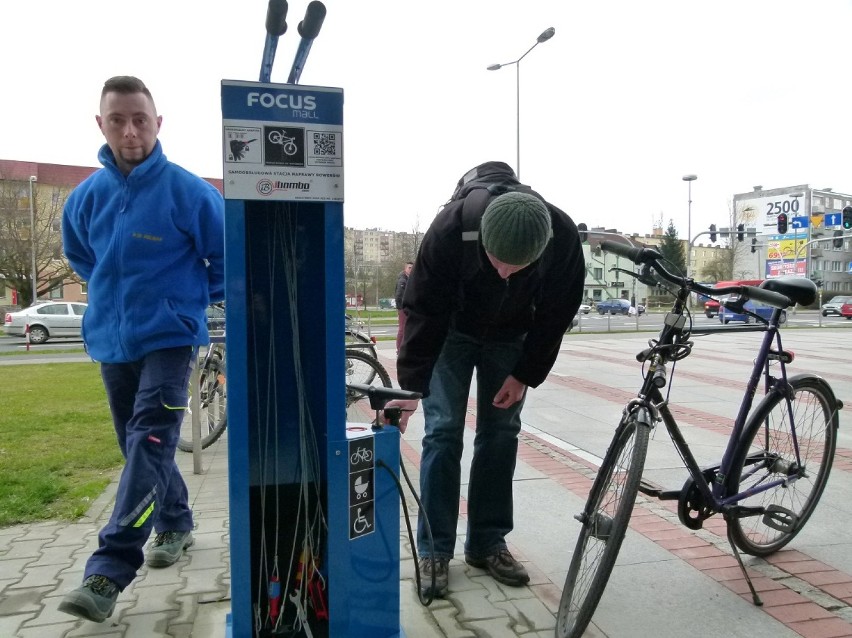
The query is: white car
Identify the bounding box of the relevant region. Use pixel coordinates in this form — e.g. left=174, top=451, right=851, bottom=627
left=578, top=304, right=591, bottom=314
left=4, top=301, right=87, bottom=344
left=821, top=296, right=852, bottom=317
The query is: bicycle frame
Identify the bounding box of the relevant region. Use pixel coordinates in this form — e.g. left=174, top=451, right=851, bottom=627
left=557, top=242, right=835, bottom=634
left=633, top=279, right=802, bottom=513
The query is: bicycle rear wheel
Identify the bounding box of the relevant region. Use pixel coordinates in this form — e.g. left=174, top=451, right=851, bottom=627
left=345, top=329, right=378, bottom=361
left=727, top=375, right=838, bottom=556
left=345, top=350, right=391, bottom=423
left=556, top=415, right=650, bottom=638
left=178, top=357, right=227, bottom=452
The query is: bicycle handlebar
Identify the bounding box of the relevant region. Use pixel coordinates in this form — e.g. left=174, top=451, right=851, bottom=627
left=600, top=240, right=792, bottom=310
left=600, top=240, right=652, bottom=265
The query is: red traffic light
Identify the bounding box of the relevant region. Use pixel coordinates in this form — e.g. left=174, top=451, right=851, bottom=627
left=777, top=213, right=788, bottom=234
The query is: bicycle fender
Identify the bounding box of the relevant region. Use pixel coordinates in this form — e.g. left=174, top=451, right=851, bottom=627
left=633, top=405, right=654, bottom=428
left=786, top=373, right=843, bottom=418
left=743, top=374, right=841, bottom=452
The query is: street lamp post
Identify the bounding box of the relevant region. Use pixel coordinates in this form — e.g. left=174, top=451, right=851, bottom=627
left=28, top=176, right=38, bottom=305
left=682, top=174, right=697, bottom=278
left=487, top=27, right=555, bottom=180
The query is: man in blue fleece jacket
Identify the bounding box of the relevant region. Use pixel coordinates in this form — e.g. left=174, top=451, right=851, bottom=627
left=58, top=76, right=225, bottom=623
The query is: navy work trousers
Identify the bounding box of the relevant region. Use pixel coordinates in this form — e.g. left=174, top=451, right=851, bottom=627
left=85, top=346, right=195, bottom=589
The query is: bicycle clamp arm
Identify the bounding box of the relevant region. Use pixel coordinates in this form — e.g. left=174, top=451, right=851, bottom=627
left=346, top=384, right=423, bottom=429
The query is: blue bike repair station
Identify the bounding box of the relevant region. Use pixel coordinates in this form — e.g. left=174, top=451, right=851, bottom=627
left=220, top=3, right=414, bottom=636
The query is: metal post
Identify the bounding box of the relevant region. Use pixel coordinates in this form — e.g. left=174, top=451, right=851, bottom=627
left=190, top=349, right=203, bottom=474
left=683, top=175, right=697, bottom=280
left=28, top=176, right=37, bottom=304
left=791, top=193, right=803, bottom=278
left=487, top=27, right=555, bottom=180
left=515, top=62, right=520, bottom=179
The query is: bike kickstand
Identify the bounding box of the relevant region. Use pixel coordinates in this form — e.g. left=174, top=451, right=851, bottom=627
left=726, top=523, right=763, bottom=606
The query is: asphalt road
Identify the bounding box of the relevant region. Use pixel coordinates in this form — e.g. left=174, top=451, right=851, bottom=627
left=2, top=310, right=850, bottom=355
left=0, top=335, right=85, bottom=356
left=574, top=308, right=852, bottom=332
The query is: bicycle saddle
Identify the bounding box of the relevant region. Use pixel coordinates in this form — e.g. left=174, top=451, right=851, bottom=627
left=760, top=277, right=817, bottom=307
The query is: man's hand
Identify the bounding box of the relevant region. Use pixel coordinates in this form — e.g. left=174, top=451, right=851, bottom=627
left=492, top=375, right=527, bottom=409
left=383, top=399, right=420, bottom=433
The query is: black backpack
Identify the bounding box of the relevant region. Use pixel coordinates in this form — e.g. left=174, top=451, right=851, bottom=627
left=448, top=161, right=550, bottom=279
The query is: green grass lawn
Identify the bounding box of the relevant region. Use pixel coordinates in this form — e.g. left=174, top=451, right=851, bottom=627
left=0, top=362, right=122, bottom=527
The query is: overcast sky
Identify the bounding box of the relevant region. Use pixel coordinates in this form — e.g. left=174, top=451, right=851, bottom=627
left=3, top=0, right=851, bottom=239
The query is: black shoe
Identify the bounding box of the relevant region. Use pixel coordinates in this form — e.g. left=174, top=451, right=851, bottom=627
left=146, top=530, right=194, bottom=568
left=418, top=556, right=449, bottom=598
left=58, top=574, right=120, bottom=623
left=466, top=549, right=530, bottom=586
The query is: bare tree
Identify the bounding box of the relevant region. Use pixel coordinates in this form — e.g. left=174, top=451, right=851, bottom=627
left=701, top=251, right=734, bottom=281
left=698, top=201, right=757, bottom=281
left=0, top=179, right=75, bottom=306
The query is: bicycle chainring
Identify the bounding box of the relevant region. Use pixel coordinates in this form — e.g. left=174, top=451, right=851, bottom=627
left=677, top=471, right=716, bottom=530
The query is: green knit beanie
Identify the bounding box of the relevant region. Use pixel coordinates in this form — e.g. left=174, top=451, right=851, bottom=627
left=480, top=192, right=552, bottom=265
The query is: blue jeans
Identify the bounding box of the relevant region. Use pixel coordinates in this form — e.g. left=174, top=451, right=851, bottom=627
left=85, top=347, right=195, bottom=589
left=417, top=329, right=525, bottom=560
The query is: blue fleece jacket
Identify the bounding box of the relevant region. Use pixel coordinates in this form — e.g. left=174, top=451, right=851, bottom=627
left=62, top=141, right=225, bottom=363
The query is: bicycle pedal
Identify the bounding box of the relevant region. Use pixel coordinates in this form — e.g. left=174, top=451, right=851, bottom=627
left=638, top=478, right=678, bottom=500
left=638, top=478, right=662, bottom=496
left=762, top=504, right=797, bottom=533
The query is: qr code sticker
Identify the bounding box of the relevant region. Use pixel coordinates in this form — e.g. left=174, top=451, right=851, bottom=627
left=313, top=132, right=337, bottom=156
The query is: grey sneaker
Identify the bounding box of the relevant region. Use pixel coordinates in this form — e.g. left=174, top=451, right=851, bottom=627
left=466, top=549, right=530, bottom=586
left=58, top=574, right=120, bottom=623
left=146, top=530, right=194, bottom=568
left=418, top=556, right=449, bottom=598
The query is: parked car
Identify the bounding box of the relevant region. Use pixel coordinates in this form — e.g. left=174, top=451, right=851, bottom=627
left=704, top=279, right=763, bottom=318
left=841, top=302, right=852, bottom=320
left=821, top=295, right=852, bottom=317
left=378, top=298, right=396, bottom=310
left=597, top=298, right=631, bottom=315
left=628, top=304, right=646, bottom=316
left=3, top=301, right=87, bottom=343
left=578, top=303, right=591, bottom=314
left=718, top=299, right=787, bottom=325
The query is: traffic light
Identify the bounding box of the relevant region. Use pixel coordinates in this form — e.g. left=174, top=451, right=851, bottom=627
left=709, top=224, right=717, bottom=242
left=777, top=213, right=788, bottom=234
left=751, top=237, right=758, bottom=253
left=834, top=230, right=843, bottom=248
left=577, top=222, right=588, bottom=243
left=844, top=206, right=852, bottom=230
left=737, top=223, right=745, bottom=242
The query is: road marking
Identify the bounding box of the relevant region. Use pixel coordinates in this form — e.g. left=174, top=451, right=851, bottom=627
left=521, top=421, right=603, bottom=468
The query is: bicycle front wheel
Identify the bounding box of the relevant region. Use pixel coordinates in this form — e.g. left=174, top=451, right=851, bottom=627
left=178, top=358, right=228, bottom=452
left=345, top=350, right=391, bottom=423
left=556, top=416, right=650, bottom=638
left=727, top=375, right=838, bottom=556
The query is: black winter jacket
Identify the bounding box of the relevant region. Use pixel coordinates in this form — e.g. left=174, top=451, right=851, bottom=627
left=397, top=190, right=585, bottom=397
left=394, top=271, right=409, bottom=309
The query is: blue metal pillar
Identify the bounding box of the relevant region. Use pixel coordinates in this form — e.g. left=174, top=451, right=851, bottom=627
left=222, top=80, right=403, bottom=638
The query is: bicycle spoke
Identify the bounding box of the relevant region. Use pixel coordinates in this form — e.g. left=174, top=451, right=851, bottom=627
left=728, top=379, right=836, bottom=555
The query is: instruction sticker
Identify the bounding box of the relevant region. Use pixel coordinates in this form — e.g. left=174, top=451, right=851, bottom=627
left=348, top=437, right=375, bottom=539
left=221, top=80, right=343, bottom=202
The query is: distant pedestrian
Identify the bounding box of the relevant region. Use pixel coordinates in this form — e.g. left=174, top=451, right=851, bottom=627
left=385, top=161, right=585, bottom=599
left=395, top=261, right=413, bottom=354
left=58, top=76, right=225, bottom=623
